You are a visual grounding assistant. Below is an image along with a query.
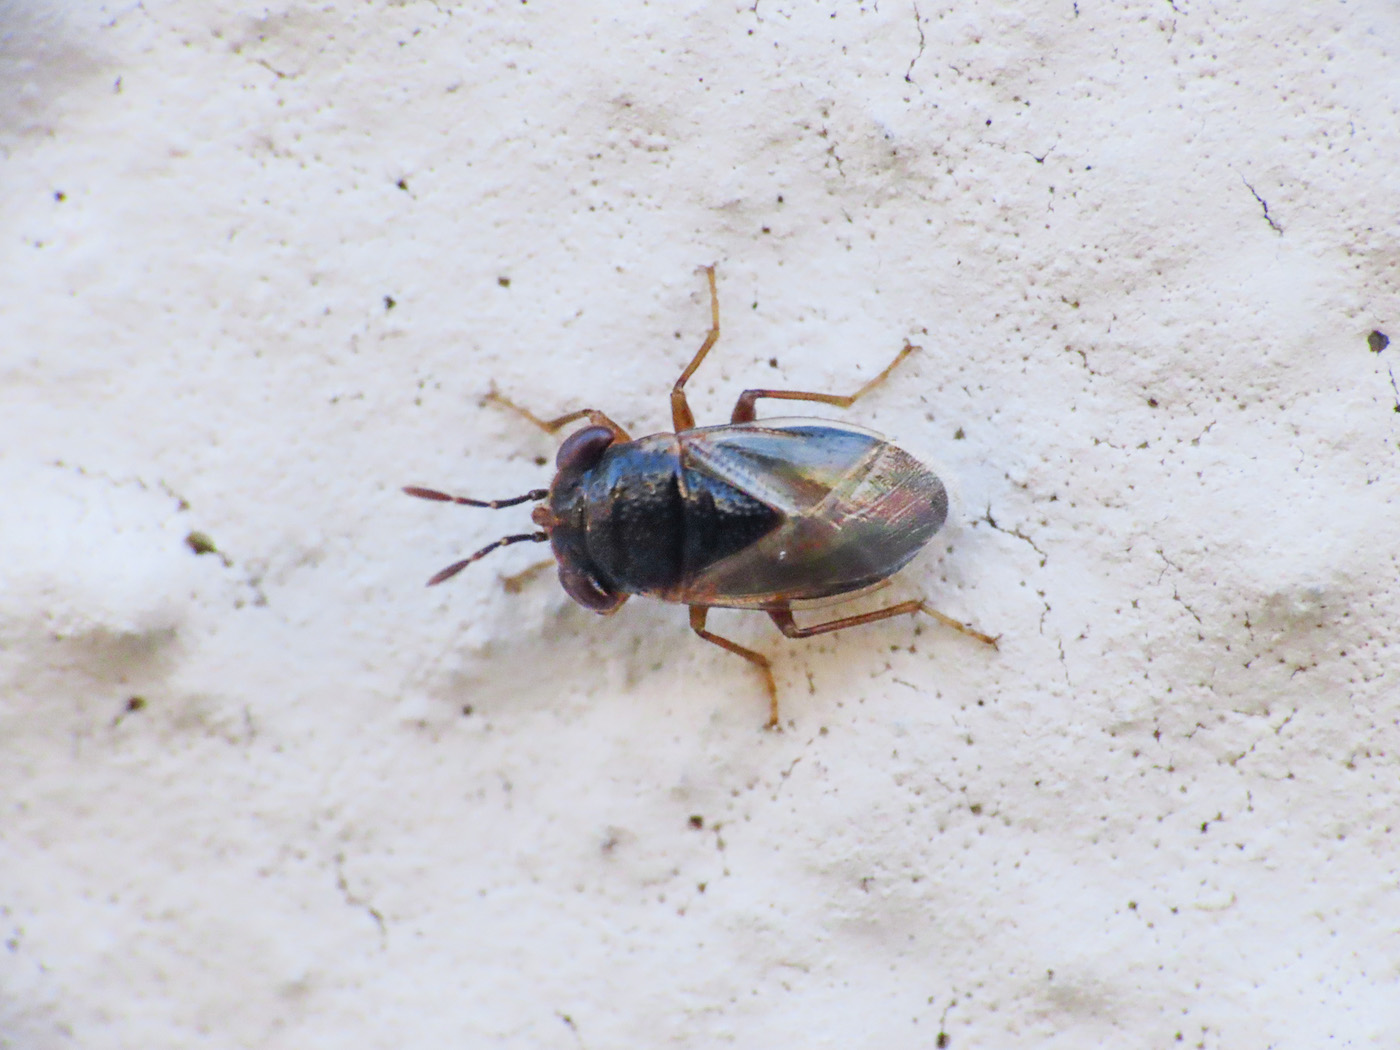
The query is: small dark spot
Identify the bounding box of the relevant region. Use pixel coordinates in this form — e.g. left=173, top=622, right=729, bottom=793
left=1128, top=900, right=1137, bottom=909
left=1147, top=397, right=1159, bottom=407
left=396, top=178, right=409, bottom=191
left=1368, top=330, right=1389, bottom=353
left=985, top=118, right=992, bottom=125
left=462, top=704, right=474, bottom=717
left=696, top=881, right=707, bottom=893
left=534, top=454, right=548, bottom=467
left=768, top=357, right=779, bottom=368
left=185, top=531, right=219, bottom=556
left=953, top=427, right=965, bottom=440
left=688, top=814, right=704, bottom=829
left=968, top=802, right=982, bottom=815
left=498, top=276, right=511, bottom=288
left=125, top=696, right=147, bottom=713
left=53, top=190, right=66, bottom=202
left=937, top=1033, right=950, bottom=1048
left=1200, top=820, right=1209, bottom=833
left=777, top=194, right=784, bottom=203
left=384, top=295, right=397, bottom=310
left=761, top=225, right=771, bottom=234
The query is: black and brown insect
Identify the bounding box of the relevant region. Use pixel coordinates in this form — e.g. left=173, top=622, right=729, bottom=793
left=406, top=267, right=995, bottom=727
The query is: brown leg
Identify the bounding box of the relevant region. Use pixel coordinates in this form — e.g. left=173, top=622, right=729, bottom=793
left=731, top=341, right=918, bottom=424
left=689, top=606, right=781, bottom=728
left=499, top=558, right=555, bottom=594
left=769, top=600, right=999, bottom=648
left=671, top=265, right=721, bottom=433
left=485, top=389, right=631, bottom=442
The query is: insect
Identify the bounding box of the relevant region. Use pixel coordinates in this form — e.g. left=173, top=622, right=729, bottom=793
left=406, top=266, right=995, bottom=727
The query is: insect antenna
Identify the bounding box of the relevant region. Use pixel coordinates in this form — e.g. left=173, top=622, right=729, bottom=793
left=425, top=531, right=550, bottom=587
left=403, top=486, right=548, bottom=508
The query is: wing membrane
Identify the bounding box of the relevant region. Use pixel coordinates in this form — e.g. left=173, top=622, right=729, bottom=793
left=673, top=421, right=947, bottom=608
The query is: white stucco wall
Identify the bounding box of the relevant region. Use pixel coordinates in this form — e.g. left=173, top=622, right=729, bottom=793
left=3, top=1, right=1398, bottom=1046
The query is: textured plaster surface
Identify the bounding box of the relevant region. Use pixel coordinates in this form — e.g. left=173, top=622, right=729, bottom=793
left=2, top=1, right=1399, bottom=1047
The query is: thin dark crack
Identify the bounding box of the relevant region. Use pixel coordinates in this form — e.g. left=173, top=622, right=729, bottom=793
left=1154, top=547, right=1183, bottom=584
left=937, top=999, right=957, bottom=1049
left=773, top=755, right=804, bottom=798
left=983, top=506, right=1047, bottom=566
left=254, top=58, right=291, bottom=80
left=1064, top=343, right=1099, bottom=375
left=905, top=3, right=926, bottom=87
left=1156, top=549, right=1203, bottom=629
left=1239, top=174, right=1283, bottom=235
left=1172, top=585, right=1202, bottom=625
left=1090, top=435, right=1130, bottom=451
left=335, top=853, right=386, bottom=942
left=1387, top=366, right=1400, bottom=414
left=557, top=1012, right=586, bottom=1048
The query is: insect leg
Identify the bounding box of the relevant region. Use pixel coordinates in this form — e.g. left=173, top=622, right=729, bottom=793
left=730, top=341, right=918, bottom=424
left=670, top=265, right=721, bottom=432
left=689, top=605, right=781, bottom=728
left=485, top=389, right=631, bottom=442
left=768, top=601, right=998, bottom=648
left=500, top=559, right=556, bottom=594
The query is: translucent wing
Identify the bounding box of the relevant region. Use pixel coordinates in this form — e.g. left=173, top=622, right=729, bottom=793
left=672, top=419, right=948, bottom=608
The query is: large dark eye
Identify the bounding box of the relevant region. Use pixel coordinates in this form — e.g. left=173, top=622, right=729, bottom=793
left=557, top=562, right=624, bottom=613
left=556, top=425, right=614, bottom=474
